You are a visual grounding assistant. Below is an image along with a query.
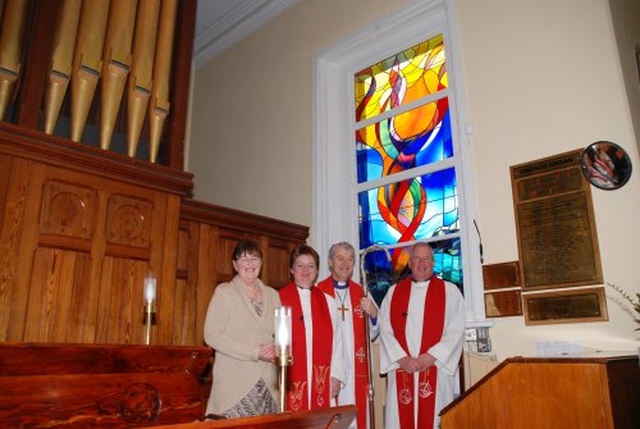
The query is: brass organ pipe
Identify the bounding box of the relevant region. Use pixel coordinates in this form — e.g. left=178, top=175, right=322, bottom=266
left=43, top=0, right=82, bottom=135
left=99, top=0, right=138, bottom=149
left=70, top=0, right=111, bottom=142
left=127, top=0, right=160, bottom=158
left=0, top=0, right=29, bottom=121
left=148, top=0, right=178, bottom=163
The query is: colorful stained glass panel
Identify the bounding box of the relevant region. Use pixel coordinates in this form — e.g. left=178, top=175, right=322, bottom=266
left=356, top=98, right=452, bottom=183
left=354, top=34, right=447, bottom=122
left=362, top=238, right=463, bottom=306
left=358, top=168, right=458, bottom=249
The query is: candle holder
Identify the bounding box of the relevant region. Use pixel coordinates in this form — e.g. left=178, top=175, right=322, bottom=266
left=275, top=306, right=293, bottom=412
left=143, top=299, right=156, bottom=345
left=143, top=276, right=157, bottom=345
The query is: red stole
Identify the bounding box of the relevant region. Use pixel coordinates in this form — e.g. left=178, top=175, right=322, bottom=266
left=390, top=277, right=445, bottom=429
left=317, top=277, right=369, bottom=429
left=279, top=282, right=333, bottom=411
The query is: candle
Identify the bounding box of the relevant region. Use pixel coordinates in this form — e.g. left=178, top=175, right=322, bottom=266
left=144, top=276, right=156, bottom=302
left=274, top=307, right=292, bottom=354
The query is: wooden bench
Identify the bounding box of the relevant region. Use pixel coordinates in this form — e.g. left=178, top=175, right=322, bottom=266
left=0, top=343, right=212, bottom=427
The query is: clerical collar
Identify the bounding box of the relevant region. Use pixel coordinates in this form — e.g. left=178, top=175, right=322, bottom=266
left=334, top=280, right=348, bottom=290
left=412, top=277, right=431, bottom=286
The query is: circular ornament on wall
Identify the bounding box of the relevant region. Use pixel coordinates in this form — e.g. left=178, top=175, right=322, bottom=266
left=580, top=141, right=632, bottom=190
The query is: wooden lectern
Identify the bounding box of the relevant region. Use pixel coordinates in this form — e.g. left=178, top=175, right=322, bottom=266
left=441, top=354, right=640, bottom=429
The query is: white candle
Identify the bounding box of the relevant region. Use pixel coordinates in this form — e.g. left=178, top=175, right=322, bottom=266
left=275, top=306, right=292, bottom=352
left=144, top=276, right=156, bottom=302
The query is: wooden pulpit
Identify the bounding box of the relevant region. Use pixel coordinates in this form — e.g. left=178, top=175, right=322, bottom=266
left=440, top=354, right=640, bottom=429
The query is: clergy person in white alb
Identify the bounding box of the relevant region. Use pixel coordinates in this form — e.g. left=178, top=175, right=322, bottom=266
left=379, top=242, right=465, bottom=429
left=317, top=242, right=379, bottom=429
left=279, top=244, right=347, bottom=412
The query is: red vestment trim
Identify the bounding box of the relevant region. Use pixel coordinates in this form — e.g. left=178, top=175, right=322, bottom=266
left=279, top=282, right=333, bottom=411
left=318, top=277, right=369, bottom=429
left=390, top=277, right=445, bottom=429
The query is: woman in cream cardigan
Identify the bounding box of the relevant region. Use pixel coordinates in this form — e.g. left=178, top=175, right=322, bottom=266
left=204, top=240, right=281, bottom=418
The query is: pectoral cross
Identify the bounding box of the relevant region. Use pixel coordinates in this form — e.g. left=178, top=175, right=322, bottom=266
left=338, top=303, right=349, bottom=321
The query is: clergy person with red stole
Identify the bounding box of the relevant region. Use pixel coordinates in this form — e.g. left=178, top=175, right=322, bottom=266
left=317, top=242, right=379, bottom=429
left=379, top=242, right=465, bottom=429
left=279, top=244, right=347, bottom=412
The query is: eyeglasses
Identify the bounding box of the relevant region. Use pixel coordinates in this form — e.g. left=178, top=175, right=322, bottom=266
left=237, top=256, right=261, bottom=264
left=411, top=257, right=433, bottom=264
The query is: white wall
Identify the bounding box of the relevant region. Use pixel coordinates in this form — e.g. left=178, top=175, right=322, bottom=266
left=189, top=0, right=640, bottom=367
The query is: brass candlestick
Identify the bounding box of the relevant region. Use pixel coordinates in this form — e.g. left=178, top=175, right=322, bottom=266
left=276, top=346, right=292, bottom=413
left=143, top=300, right=156, bottom=345
left=275, top=306, right=292, bottom=412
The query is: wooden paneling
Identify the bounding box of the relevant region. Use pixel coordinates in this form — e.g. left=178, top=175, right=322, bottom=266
left=177, top=199, right=309, bottom=347
left=0, top=125, right=191, bottom=345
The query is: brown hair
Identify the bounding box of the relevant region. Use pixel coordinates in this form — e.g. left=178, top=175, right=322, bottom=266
left=289, top=244, right=320, bottom=269
left=232, top=239, right=263, bottom=261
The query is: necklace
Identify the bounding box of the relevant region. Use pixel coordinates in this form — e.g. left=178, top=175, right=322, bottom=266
left=244, top=283, right=263, bottom=316
left=335, top=289, right=349, bottom=321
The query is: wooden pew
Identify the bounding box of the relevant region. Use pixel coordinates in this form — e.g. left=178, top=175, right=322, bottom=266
left=153, top=406, right=357, bottom=429
left=0, top=343, right=211, bottom=427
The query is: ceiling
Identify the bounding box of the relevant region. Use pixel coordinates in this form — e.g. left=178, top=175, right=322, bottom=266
left=193, top=0, right=300, bottom=69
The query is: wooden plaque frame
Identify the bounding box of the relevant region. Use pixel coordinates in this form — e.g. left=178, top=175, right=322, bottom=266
left=510, top=149, right=603, bottom=291
left=522, top=287, right=608, bottom=326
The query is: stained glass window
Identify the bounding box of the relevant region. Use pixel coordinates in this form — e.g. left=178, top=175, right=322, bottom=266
left=354, top=33, right=463, bottom=296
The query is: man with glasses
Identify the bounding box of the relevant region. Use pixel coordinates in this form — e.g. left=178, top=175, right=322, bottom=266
left=378, top=242, right=465, bottom=429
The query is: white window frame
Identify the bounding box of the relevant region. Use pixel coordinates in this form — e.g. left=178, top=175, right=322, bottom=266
left=312, top=0, right=488, bottom=325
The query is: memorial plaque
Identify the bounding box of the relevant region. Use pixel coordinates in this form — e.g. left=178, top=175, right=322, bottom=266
left=523, top=287, right=608, bottom=325
left=482, top=262, right=521, bottom=290
left=511, top=150, right=602, bottom=290
left=484, top=290, right=522, bottom=318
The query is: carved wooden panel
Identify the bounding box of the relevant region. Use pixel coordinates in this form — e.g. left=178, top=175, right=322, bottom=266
left=106, top=194, right=153, bottom=248
left=39, top=180, right=97, bottom=239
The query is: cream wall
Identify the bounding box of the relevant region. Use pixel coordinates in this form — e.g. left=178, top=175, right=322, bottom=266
left=189, top=0, right=410, bottom=224
left=189, top=0, right=640, bottom=367
left=456, top=0, right=640, bottom=359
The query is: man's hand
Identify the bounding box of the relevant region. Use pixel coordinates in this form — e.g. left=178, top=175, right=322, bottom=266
left=416, top=353, right=436, bottom=371
left=398, top=356, right=421, bottom=373
left=360, top=296, right=378, bottom=318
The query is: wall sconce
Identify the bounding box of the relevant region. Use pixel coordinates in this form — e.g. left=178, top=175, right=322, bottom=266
left=143, top=275, right=156, bottom=345
left=274, top=306, right=292, bottom=412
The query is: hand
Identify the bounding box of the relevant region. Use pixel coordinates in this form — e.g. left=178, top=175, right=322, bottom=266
left=398, top=356, right=421, bottom=373
left=330, top=377, right=341, bottom=398
left=416, top=353, right=436, bottom=371
left=258, top=342, right=276, bottom=362
left=360, top=297, right=378, bottom=318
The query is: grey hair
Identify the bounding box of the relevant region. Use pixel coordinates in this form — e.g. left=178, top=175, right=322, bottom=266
left=328, top=241, right=356, bottom=260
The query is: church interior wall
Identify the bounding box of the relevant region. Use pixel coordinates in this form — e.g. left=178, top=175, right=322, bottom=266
left=189, top=0, right=640, bottom=384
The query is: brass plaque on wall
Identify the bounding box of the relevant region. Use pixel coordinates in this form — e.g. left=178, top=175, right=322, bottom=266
left=511, top=150, right=602, bottom=290
left=485, top=290, right=523, bottom=318
left=523, top=287, right=608, bottom=325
